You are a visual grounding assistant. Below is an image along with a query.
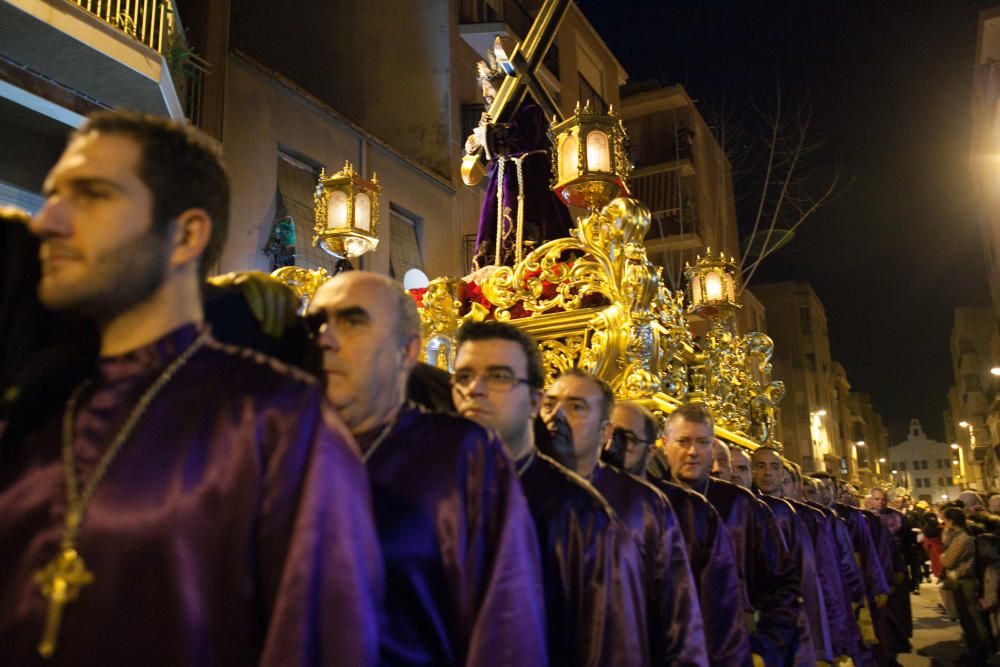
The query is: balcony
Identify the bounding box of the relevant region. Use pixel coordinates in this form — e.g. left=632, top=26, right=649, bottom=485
left=629, top=163, right=701, bottom=253
left=458, top=0, right=559, bottom=94
left=0, top=0, right=207, bottom=123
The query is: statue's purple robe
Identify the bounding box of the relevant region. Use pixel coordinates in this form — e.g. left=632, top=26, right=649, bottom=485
left=791, top=499, right=856, bottom=662
left=758, top=495, right=825, bottom=666
left=362, top=405, right=548, bottom=665
left=473, top=101, right=573, bottom=268
left=645, top=467, right=753, bottom=666
left=703, top=479, right=802, bottom=667
left=589, top=462, right=708, bottom=666
left=0, top=325, right=383, bottom=666
left=519, top=451, right=646, bottom=666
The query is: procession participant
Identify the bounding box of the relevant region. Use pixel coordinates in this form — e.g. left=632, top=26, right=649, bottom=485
left=869, top=487, right=914, bottom=663
left=540, top=371, right=707, bottom=666
left=803, top=478, right=868, bottom=665
left=452, top=321, right=644, bottom=666
left=819, top=476, right=889, bottom=664
left=783, top=466, right=860, bottom=666
left=751, top=448, right=824, bottom=666
left=309, top=273, right=547, bottom=665
left=652, top=403, right=801, bottom=667
left=712, top=439, right=734, bottom=480
left=730, top=446, right=753, bottom=489
left=0, top=110, right=382, bottom=665
left=609, top=401, right=656, bottom=476
left=635, top=414, right=753, bottom=666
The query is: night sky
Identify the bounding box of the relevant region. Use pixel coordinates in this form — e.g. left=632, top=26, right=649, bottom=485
left=579, top=0, right=995, bottom=443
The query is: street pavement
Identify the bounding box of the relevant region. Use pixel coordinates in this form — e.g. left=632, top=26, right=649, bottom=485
left=899, top=581, right=971, bottom=666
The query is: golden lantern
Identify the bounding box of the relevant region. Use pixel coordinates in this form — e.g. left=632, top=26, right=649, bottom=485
left=684, top=248, right=741, bottom=320
left=549, top=100, right=631, bottom=209
left=313, top=161, right=381, bottom=259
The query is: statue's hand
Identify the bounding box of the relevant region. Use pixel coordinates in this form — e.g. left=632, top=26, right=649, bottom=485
left=209, top=271, right=299, bottom=338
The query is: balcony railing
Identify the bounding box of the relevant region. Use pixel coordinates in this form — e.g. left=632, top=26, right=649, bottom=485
left=70, top=0, right=209, bottom=125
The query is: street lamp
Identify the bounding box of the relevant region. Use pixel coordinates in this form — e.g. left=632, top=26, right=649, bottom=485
left=879, top=457, right=886, bottom=463
left=991, top=366, right=1000, bottom=377
left=814, top=410, right=827, bottom=417
left=855, top=440, right=865, bottom=447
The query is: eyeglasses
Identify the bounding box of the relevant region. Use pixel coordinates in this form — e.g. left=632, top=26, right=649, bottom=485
left=451, top=369, right=532, bottom=392
left=613, top=428, right=654, bottom=449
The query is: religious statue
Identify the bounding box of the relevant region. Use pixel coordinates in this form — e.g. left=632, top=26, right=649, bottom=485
left=465, top=54, right=572, bottom=270
left=264, top=215, right=296, bottom=271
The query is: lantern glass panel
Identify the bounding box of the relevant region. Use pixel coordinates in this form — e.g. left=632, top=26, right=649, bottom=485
left=559, top=133, right=579, bottom=181
left=705, top=271, right=724, bottom=301
left=586, top=130, right=611, bottom=172
left=328, top=190, right=348, bottom=229
left=355, top=193, right=371, bottom=231
left=691, top=277, right=702, bottom=306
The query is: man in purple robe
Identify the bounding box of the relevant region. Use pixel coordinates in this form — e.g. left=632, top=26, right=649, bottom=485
left=466, top=63, right=573, bottom=269
left=815, top=475, right=889, bottom=667
left=309, top=273, right=547, bottom=666
left=803, top=476, right=869, bottom=665
left=785, top=467, right=862, bottom=666
left=751, top=448, right=826, bottom=666
left=638, top=416, right=753, bottom=666
left=651, top=403, right=802, bottom=667
left=0, top=111, right=382, bottom=665
left=451, top=321, right=645, bottom=666
left=540, top=370, right=708, bottom=666
left=730, top=447, right=754, bottom=489
left=869, top=488, right=913, bottom=664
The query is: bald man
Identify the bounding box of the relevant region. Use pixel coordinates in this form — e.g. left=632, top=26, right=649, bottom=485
left=712, top=439, right=733, bottom=480
left=730, top=447, right=753, bottom=489
left=309, top=272, right=547, bottom=664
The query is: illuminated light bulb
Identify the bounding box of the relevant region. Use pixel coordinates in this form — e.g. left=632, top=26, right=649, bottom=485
left=328, top=191, right=348, bottom=229
left=705, top=272, right=724, bottom=301
left=344, top=237, right=370, bottom=258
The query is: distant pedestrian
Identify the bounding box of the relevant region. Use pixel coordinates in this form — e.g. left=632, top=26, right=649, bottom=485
left=977, top=533, right=1000, bottom=651
left=942, top=507, right=991, bottom=664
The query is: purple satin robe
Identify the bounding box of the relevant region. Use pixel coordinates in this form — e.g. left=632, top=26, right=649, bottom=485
left=473, top=101, right=573, bottom=268
left=647, top=476, right=753, bottom=667
left=589, top=462, right=708, bottom=666
left=362, top=405, right=547, bottom=666
left=759, top=495, right=826, bottom=666
left=703, top=479, right=801, bottom=667
left=870, top=509, right=912, bottom=657
left=791, top=499, right=858, bottom=661
left=835, top=503, right=890, bottom=667
left=0, top=325, right=383, bottom=666
left=519, top=451, right=646, bottom=666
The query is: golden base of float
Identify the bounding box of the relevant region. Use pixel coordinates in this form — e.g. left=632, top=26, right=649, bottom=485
left=407, top=196, right=784, bottom=451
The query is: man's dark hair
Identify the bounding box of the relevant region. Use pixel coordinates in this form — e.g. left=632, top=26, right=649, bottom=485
left=810, top=472, right=833, bottom=481
left=455, top=320, right=543, bottom=388
left=75, top=111, right=229, bottom=277
left=664, top=402, right=714, bottom=436
left=943, top=507, right=968, bottom=528
left=558, top=367, right=614, bottom=421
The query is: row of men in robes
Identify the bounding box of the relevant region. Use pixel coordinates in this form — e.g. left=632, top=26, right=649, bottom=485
left=0, top=108, right=913, bottom=667
left=709, top=439, right=916, bottom=667
left=0, top=109, right=715, bottom=666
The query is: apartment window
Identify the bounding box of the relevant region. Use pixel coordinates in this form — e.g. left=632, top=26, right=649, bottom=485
left=899, top=461, right=906, bottom=471
left=914, top=478, right=922, bottom=488
left=921, top=460, right=929, bottom=470
left=389, top=205, right=424, bottom=280
left=461, top=104, right=484, bottom=145
left=578, top=74, right=607, bottom=113
left=799, top=307, right=811, bottom=335
left=275, top=151, right=343, bottom=274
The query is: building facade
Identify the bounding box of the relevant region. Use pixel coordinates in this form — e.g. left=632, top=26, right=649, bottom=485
left=889, top=419, right=962, bottom=503
left=944, top=305, right=997, bottom=490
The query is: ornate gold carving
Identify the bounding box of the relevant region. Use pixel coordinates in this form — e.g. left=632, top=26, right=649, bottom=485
left=271, top=266, right=330, bottom=307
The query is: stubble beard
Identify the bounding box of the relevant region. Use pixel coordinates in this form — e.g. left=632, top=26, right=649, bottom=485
left=39, top=227, right=170, bottom=324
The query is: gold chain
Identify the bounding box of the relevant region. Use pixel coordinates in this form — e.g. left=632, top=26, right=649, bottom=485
left=34, top=329, right=209, bottom=658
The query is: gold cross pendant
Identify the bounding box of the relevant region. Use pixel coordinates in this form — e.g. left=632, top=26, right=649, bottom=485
left=33, top=547, right=93, bottom=658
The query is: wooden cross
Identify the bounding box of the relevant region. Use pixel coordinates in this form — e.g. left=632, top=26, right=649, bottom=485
left=33, top=547, right=94, bottom=658
left=461, top=0, right=571, bottom=185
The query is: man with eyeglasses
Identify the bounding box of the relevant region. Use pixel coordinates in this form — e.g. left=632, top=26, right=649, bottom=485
left=451, top=321, right=644, bottom=666
left=540, top=370, right=707, bottom=666
left=308, top=272, right=547, bottom=665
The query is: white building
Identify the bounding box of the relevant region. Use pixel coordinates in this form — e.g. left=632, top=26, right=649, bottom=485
left=888, top=419, right=963, bottom=503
